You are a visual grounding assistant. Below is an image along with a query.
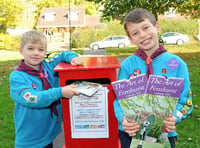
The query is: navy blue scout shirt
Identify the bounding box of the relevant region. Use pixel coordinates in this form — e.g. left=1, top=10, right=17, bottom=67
left=9, top=51, right=78, bottom=148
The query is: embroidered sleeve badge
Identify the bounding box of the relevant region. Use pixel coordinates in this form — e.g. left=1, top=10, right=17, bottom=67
left=32, top=83, right=36, bottom=89
left=187, top=99, right=192, bottom=106
left=129, top=69, right=141, bottom=78
left=23, top=92, right=37, bottom=103
left=176, top=110, right=183, bottom=119
left=23, top=92, right=30, bottom=99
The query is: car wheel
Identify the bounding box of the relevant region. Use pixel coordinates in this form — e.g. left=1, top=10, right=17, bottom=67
left=118, top=43, right=125, bottom=48
left=92, top=44, right=99, bottom=50
left=159, top=38, right=164, bottom=43
left=176, top=39, right=184, bottom=45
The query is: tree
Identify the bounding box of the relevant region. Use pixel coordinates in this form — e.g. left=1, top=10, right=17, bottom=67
left=177, top=0, right=200, bottom=19
left=0, top=0, right=23, bottom=33
left=87, top=0, right=189, bottom=21
left=32, top=0, right=64, bottom=29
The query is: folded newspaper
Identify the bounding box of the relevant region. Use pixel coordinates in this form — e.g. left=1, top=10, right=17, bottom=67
left=112, top=74, right=184, bottom=147
left=72, top=81, right=102, bottom=97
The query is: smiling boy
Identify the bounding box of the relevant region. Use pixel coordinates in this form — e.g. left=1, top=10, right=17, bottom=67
left=9, top=30, right=83, bottom=148
left=114, top=8, right=193, bottom=148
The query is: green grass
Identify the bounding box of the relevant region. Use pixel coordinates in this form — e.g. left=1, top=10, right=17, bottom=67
left=0, top=60, right=19, bottom=148
left=174, top=52, right=200, bottom=148
left=0, top=43, right=200, bottom=147
left=106, top=42, right=200, bottom=57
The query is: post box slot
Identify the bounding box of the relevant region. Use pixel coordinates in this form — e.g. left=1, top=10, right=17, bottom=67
left=65, top=78, right=111, bottom=86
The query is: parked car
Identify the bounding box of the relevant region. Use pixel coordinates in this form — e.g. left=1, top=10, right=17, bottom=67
left=160, top=32, right=189, bottom=45
left=89, top=35, right=131, bottom=50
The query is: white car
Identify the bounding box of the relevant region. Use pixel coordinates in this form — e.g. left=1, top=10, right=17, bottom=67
left=160, top=32, right=189, bottom=45
left=89, top=35, right=131, bottom=50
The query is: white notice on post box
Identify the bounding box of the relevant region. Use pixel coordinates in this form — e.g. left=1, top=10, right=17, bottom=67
left=69, top=87, right=109, bottom=138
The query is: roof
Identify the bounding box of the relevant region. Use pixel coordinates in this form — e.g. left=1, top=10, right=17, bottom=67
left=85, top=16, right=100, bottom=27
left=36, top=7, right=85, bottom=28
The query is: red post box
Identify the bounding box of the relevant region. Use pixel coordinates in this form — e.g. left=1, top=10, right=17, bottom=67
left=54, top=56, right=120, bottom=148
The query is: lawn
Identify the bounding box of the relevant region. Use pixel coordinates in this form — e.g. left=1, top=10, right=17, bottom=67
left=0, top=60, right=19, bottom=148
left=0, top=43, right=200, bottom=148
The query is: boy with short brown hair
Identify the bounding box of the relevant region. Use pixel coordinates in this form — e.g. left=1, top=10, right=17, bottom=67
left=114, top=8, right=193, bottom=148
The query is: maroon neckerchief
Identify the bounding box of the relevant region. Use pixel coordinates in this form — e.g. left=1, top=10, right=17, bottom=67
left=135, top=45, right=167, bottom=79
left=16, top=60, right=58, bottom=117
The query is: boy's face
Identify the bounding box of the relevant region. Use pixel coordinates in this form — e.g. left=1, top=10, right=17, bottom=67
left=20, top=40, right=47, bottom=70
left=126, top=18, right=160, bottom=53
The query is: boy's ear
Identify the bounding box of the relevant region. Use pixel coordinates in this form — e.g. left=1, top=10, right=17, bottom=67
left=19, top=48, right=23, bottom=55
left=155, top=22, right=161, bottom=33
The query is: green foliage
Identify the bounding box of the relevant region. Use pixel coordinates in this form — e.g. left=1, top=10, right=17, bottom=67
left=177, top=0, right=200, bottom=19
left=0, top=19, right=198, bottom=50
left=148, top=117, right=164, bottom=140
left=0, top=34, right=20, bottom=50
left=73, top=0, right=100, bottom=15
left=0, top=0, right=23, bottom=32
left=159, top=19, right=197, bottom=38
left=84, top=1, right=100, bottom=15
left=88, top=0, right=190, bottom=21
left=72, top=21, right=127, bottom=48
left=72, top=28, right=95, bottom=48
left=72, top=19, right=197, bottom=48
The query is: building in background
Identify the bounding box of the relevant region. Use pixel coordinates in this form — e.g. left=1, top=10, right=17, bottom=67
left=36, top=7, right=100, bottom=51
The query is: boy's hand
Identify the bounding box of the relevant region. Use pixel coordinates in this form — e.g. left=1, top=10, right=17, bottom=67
left=62, top=85, right=79, bottom=98
left=122, top=117, right=140, bottom=136
left=70, top=57, right=83, bottom=66
left=163, top=116, right=177, bottom=133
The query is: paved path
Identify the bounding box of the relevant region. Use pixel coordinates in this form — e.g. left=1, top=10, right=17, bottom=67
left=0, top=49, right=108, bottom=61
left=0, top=50, right=23, bottom=61
left=83, top=49, right=108, bottom=55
